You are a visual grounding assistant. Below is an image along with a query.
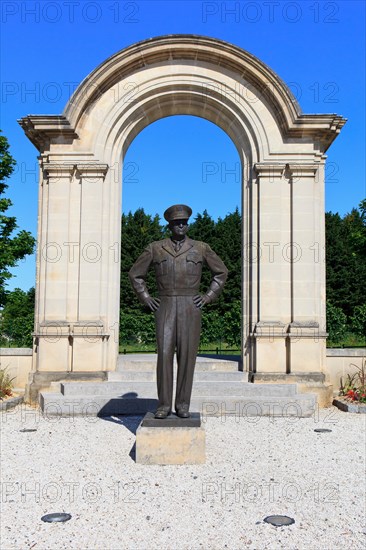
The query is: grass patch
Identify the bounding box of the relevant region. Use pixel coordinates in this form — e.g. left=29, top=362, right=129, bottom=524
left=119, top=342, right=240, bottom=355
left=327, top=332, right=366, bottom=348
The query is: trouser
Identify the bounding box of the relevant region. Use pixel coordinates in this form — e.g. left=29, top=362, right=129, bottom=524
left=154, top=295, right=202, bottom=411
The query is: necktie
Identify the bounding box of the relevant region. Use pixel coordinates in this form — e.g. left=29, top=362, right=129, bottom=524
left=173, top=240, right=183, bottom=252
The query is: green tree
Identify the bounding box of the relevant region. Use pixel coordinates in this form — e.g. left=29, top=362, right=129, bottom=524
left=344, top=199, right=366, bottom=258
left=189, top=210, right=217, bottom=295
left=325, top=203, right=366, bottom=318
left=223, top=300, right=242, bottom=347
left=0, top=287, right=35, bottom=347
left=189, top=209, right=216, bottom=244
left=326, top=300, right=347, bottom=344
left=120, top=309, right=156, bottom=346
left=200, top=309, right=223, bottom=345
left=214, top=208, right=242, bottom=309
left=351, top=305, right=366, bottom=341
left=119, top=208, right=164, bottom=346
left=120, top=208, right=164, bottom=312
left=0, top=133, right=36, bottom=307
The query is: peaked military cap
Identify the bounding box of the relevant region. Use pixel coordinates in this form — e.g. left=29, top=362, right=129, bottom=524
left=164, top=204, right=192, bottom=222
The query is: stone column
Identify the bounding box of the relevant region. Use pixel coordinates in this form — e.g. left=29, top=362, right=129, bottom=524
left=287, top=162, right=327, bottom=373
left=34, top=160, right=75, bottom=372
left=71, top=163, right=110, bottom=372
left=33, top=160, right=110, bottom=373
left=252, top=163, right=291, bottom=373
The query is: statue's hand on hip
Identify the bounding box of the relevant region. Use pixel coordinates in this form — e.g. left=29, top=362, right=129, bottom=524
left=143, top=296, right=161, bottom=312
left=193, top=294, right=211, bottom=309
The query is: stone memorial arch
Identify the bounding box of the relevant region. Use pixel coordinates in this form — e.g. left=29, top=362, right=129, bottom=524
left=19, top=35, right=345, bottom=388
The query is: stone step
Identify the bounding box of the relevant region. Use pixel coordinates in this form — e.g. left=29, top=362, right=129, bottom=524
left=107, top=370, right=248, bottom=382
left=40, top=350, right=317, bottom=418
left=60, top=381, right=298, bottom=398
left=39, top=392, right=316, bottom=418
left=117, top=354, right=241, bottom=372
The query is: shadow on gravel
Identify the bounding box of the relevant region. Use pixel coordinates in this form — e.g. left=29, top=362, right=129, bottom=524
left=99, top=415, right=139, bottom=462
left=100, top=414, right=144, bottom=435
left=129, top=442, right=136, bottom=462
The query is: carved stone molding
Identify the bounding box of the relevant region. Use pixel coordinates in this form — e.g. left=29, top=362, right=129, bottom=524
left=42, top=162, right=109, bottom=182
left=253, top=321, right=287, bottom=338
left=34, top=320, right=109, bottom=338
left=76, top=164, right=109, bottom=180
left=286, top=163, right=319, bottom=179
left=18, top=115, right=78, bottom=151
left=254, top=163, right=286, bottom=179
left=42, top=163, right=75, bottom=181
left=288, top=322, right=327, bottom=340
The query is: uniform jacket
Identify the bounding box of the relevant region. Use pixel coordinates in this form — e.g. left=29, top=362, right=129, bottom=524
left=129, top=237, right=228, bottom=302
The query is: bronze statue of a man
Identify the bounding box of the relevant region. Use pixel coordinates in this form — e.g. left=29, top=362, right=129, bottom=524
left=129, top=204, right=228, bottom=419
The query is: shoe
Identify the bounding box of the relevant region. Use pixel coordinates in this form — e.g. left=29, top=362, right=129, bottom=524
left=176, top=405, right=190, bottom=418
left=154, top=408, right=171, bottom=419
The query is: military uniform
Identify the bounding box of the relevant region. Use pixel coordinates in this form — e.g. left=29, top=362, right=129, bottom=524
left=129, top=235, right=228, bottom=413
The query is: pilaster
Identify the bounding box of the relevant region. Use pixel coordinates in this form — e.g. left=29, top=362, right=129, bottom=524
left=252, top=163, right=290, bottom=373
left=286, top=162, right=327, bottom=373
left=34, top=159, right=110, bottom=373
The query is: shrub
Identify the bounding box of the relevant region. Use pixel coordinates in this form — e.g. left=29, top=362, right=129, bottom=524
left=326, top=301, right=347, bottom=344
left=350, top=304, right=366, bottom=340
left=339, top=359, right=366, bottom=403
left=223, top=300, right=241, bottom=348
left=0, top=367, right=15, bottom=399
left=120, top=310, right=156, bottom=346
left=200, top=310, right=223, bottom=344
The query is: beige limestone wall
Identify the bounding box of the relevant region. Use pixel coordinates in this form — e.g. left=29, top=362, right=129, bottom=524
left=0, top=349, right=33, bottom=389
left=326, top=349, right=366, bottom=392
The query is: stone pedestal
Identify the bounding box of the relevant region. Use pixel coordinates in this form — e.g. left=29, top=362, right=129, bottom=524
left=135, top=413, right=205, bottom=465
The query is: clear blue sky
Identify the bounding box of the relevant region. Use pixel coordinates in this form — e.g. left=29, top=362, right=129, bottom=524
left=1, top=0, right=365, bottom=292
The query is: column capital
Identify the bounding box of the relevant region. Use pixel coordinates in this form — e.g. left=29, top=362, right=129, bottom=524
left=42, top=162, right=75, bottom=181
left=42, top=162, right=109, bottom=182
left=254, top=163, right=286, bottom=178
left=76, top=163, right=109, bottom=179
left=286, top=163, right=319, bottom=178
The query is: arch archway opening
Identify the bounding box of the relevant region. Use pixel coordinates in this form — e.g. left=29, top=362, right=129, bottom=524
left=120, top=115, right=243, bottom=356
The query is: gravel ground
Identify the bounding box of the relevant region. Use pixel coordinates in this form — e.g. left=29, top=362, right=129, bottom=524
left=0, top=404, right=365, bottom=550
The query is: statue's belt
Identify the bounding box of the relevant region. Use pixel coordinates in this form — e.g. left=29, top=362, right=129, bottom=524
left=158, top=289, right=199, bottom=296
